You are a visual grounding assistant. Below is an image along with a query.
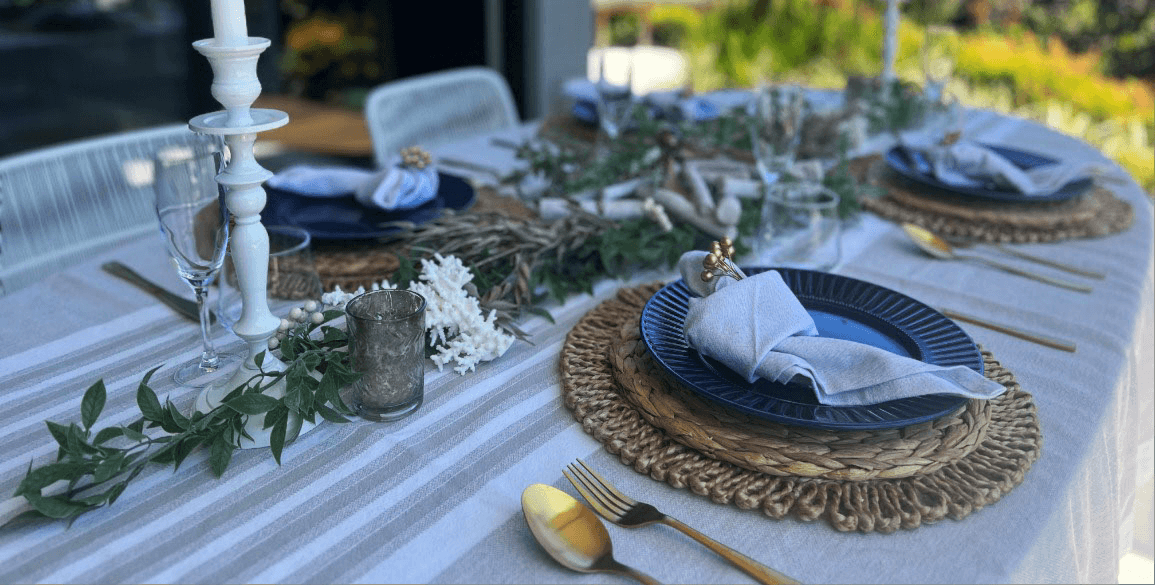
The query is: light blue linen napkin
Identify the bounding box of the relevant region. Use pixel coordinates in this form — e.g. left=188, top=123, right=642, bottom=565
left=266, top=165, right=374, bottom=197
left=678, top=252, right=1005, bottom=406
left=899, top=132, right=1102, bottom=196
left=267, top=163, right=439, bottom=211
left=353, top=163, right=439, bottom=211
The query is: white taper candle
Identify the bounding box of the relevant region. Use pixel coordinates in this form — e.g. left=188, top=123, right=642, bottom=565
left=210, top=0, right=248, bottom=45
left=882, top=0, right=899, bottom=81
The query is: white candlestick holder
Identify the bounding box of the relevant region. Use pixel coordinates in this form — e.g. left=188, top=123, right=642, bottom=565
left=189, top=36, right=317, bottom=449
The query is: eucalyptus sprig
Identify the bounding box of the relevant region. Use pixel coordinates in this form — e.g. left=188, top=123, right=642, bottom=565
left=516, top=107, right=669, bottom=197
left=13, top=310, right=357, bottom=521
left=860, top=78, right=932, bottom=134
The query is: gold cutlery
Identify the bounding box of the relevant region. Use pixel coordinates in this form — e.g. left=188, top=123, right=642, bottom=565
left=522, top=484, right=662, bottom=585
left=943, top=237, right=1106, bottom=280
left=902, top=224, right=1094, bottom=293
left=940, top=308, right=1076, bottom=352
left=564, top=460, right=800, bottom=585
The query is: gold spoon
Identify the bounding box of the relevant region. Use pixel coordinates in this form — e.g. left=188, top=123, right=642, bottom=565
left=901, top=224, right=1093, bottom=293
left=522, top=484, right=662, bottom=585
left=941, top=237, right=1106, bottom=279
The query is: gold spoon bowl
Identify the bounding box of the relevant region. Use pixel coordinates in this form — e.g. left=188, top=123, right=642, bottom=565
left=522, top=483, right=662, bottom=585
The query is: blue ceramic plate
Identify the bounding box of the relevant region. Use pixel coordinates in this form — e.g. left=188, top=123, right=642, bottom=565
left=885, top=143, right=1094, bottom=203
left=264, top=172, right=475, bottom=241
left=640, top=268, right=983, bottom=430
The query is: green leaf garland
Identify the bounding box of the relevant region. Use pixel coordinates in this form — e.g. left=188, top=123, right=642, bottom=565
left=13, top=312, right=357, bottom=522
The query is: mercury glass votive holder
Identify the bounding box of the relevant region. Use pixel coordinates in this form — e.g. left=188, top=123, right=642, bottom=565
left=345, top=289, right=427, bottom=422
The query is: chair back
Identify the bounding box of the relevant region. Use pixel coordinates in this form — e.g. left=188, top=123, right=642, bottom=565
left=364, top=67, right=519, bottom=168
left=0, top=124, right=211, bottom=295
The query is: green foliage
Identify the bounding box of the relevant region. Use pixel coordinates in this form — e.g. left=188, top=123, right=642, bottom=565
left=608, top=12, right=642, bottom=47
left=522, top=108, right=668, bottom=196
left=533, top=219, right=700, bottom=304
left=1021, top=0, right=1155, bottom=79
left=15, top=314, right=357, bottom=522
left=682, top=0, right=885, bottom=89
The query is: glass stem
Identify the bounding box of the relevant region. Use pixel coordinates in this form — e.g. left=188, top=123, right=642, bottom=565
left=195, top=286, right=220, bottom=371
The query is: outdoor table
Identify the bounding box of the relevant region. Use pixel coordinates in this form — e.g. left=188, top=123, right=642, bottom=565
left=0, top=107, right=1150, bottom=584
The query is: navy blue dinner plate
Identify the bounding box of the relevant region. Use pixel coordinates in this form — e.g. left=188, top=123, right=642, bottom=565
left=885, top=143, right=1093, bottom=203
left=264, top=172, right=475, bottom=241
left=640, top=268, right=983, bottom=430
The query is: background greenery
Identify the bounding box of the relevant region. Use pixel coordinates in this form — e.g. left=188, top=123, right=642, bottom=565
left=606, top=0, right=1154, bottom=192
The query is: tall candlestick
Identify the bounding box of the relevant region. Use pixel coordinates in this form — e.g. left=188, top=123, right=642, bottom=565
left=210, top=0, right=248, bottom=45
left=882, top=0, right=899, bottom=81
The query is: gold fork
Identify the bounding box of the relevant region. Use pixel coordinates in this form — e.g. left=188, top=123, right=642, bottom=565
left=564, top=459, right=801, bottom=585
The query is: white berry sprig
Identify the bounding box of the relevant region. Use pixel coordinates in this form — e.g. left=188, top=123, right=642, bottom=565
left=269, top=300, right=326, bottom=350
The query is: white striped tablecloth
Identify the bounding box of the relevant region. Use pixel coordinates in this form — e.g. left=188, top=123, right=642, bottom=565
left=0, top=112, right=1151, bottom=584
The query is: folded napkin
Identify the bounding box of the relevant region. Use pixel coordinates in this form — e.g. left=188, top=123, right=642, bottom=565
left=678, top=252, right=1006, bottom=406
left=353, top=160, right=439, bottom=211
left=899, top=133, right=1097, bottom=196
left=266, top=165, right=374, bottom=197
left=267, top=161, right=439, bottom=211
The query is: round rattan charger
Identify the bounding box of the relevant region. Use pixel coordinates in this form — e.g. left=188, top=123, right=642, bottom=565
left=560, top=283, right=1043, bottom=533
left=850, top=155, right=1133, bottom=243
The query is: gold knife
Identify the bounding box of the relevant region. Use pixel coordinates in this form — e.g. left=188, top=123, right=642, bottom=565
left=102, top=261, right=208, bottom=323
left=940, top=308, right=1075, bottom=352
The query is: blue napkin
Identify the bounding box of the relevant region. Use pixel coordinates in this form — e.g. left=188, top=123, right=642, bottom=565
left=678, top=252, right=1005, bottom=406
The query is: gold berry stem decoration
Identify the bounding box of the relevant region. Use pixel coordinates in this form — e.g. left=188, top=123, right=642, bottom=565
left=701, top=237, right=743, bottom=283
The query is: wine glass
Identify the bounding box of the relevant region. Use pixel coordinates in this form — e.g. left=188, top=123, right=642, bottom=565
left=921, top=25, right=957, bottom=104
left=594, top=50, right=638, bottom=147
left=153, top=138, right=238, bottom=386
left=747, top=83, right=808, bottom=183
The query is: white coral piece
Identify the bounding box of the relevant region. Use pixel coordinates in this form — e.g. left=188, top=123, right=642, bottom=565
left=321, top=280, right=394, bottom=309
left=410, top=254, right=514, bottom=374
left=320, top=254, right=514, bottom=375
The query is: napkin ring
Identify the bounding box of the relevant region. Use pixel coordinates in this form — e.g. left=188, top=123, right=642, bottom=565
left=399, top=146, right=433, bottom=170
left=701, top=237, right=743, bottom=283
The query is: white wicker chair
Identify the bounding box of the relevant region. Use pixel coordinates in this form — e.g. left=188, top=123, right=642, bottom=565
left=364, top=67, right=519, bottom=168
left=0, top=125, right=215, bottom=295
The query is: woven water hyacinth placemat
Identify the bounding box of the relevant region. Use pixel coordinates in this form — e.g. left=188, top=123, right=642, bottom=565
left=849, top=155, right=1133, bottom=243
left=560, top=283, right=1043, bottom=533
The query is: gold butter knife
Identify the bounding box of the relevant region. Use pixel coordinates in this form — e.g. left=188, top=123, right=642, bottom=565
left=940, top=308, right=1075, bottom=352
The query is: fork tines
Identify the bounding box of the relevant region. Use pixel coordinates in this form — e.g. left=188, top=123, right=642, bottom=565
left=564, top=459, right=633, bottom=521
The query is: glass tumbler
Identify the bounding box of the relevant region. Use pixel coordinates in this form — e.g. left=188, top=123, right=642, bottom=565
left=921, top=25, right=958, bottom=104
left=748, top=84, right=808, bottom=183
left=345, top=289, right=427, bottom=422
left=754, top=182, right=842, bottom=272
